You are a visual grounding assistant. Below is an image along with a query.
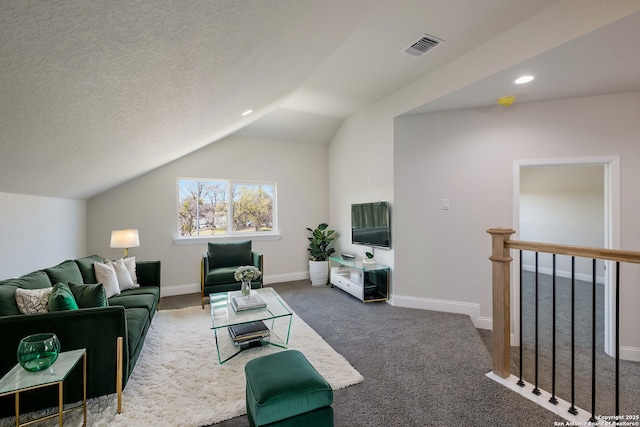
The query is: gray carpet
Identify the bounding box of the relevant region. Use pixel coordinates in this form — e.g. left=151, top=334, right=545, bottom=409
left=515, top=271, right=640, bottom=418
left=210, top=280, right=561, bottom=427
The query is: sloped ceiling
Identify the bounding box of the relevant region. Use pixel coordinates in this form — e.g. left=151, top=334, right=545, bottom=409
left=0, top=0, right=383, bottom=198
left=2, top=1, right=638, bottom=200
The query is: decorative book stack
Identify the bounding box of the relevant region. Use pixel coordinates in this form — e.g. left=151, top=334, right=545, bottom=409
left=231, top=294, right=266, bottom=312
left=228, top=321, right=270, bottom=345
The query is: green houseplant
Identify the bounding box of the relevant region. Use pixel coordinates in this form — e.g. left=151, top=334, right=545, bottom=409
left=306, top=223, right=336, bottom=261
left=306, top=223, right=336, bottom=285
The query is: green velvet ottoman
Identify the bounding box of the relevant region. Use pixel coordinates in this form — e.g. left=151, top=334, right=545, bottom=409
left=245, top=350, right=334, bottom=427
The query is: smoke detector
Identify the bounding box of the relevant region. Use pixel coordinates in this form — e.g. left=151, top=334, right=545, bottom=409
left=403, top=34, right=444, bottom=58
left=498, top=95, right=516, bottom=106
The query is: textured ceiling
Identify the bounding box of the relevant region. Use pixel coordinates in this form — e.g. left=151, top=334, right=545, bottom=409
left=1, top=1, right=639, bottom=200
left=0, top=0, right=382, bottom=198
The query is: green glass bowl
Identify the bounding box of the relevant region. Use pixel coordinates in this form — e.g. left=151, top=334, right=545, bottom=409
left=17, top=333, right=61, bottom=372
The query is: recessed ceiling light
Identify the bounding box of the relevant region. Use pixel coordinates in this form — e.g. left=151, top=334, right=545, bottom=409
left=242, top=109, right=254, bottom=116
left=514, top=75, right=535, bottom=85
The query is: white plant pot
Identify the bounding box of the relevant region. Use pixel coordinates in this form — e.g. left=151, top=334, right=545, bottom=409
left=309, top=260, right=329, bottom=286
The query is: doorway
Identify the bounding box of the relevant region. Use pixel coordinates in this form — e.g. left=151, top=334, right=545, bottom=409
left=513, top=156, right=620, bottom=357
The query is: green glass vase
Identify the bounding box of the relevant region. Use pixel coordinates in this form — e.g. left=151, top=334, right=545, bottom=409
left=17, top=333, right=61, bottom=372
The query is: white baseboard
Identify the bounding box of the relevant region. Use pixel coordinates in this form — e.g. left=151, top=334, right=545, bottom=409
left=620, top=346, right=640, bottom=362
left=160, top=283, right=200, bottom=298
left=264, top=271, right=309, bottom=285
left=392, top=294, right=492, bottom=330
left=521, top=264, right=605, bottom=284
left=477, top=316, right=492, bottom=330
left=159, top=272, right=310, bottom=298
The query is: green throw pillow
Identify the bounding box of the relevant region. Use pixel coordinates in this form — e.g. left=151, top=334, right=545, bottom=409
left=49, top=282, right=79, bottom=312
left=68, top=282, right=108, bottom=308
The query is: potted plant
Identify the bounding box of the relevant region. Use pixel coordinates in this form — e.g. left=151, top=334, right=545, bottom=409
left=306, top=223, right=336, bottom=285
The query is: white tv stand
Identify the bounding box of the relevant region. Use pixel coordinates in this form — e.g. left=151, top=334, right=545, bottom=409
left=329, top=257, right=389, bottom=302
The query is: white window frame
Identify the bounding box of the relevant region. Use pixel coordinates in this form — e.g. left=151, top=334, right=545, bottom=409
left=173, top=177, right=280, bottom=246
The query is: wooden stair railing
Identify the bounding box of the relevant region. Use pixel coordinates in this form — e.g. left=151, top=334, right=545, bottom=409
left=487, top=227, right=640, bottom=379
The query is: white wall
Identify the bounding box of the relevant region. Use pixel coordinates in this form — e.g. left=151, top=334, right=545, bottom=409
left=394, top=92, right=640, bottom=350
left=328, top=103, right=395, bottom=269
left=326, top=0, right=640, bottom=310
left=0, top=192, right=86, bottom=279
left=520, top=165, right=605, bottom=281
left=87, top=135, right=329, bottom=295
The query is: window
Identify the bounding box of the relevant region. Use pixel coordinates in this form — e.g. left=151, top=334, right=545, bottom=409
left=178, top=178, right=276, bottom=237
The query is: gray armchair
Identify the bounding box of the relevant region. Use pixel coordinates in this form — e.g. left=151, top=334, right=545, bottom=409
left=200, top=240, right=263, bottom=308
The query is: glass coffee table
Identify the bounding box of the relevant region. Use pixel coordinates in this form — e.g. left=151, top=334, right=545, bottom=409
left=210, top=288, right=293, bottom=364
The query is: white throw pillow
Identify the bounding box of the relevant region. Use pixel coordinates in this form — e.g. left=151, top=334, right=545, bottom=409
left=94, top=262, right=121, bottom=298
left=106, top=258, right=138, bottom=291
left=123, top=256, right=138, bottom=285
left=15, top=287, right=53, bottom=314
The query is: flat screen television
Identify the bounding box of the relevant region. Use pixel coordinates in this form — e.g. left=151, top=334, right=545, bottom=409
left=351, top=201, right=391, bottom=249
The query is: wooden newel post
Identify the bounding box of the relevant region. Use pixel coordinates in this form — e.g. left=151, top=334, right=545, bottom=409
left=487, top=227, right=515, bottom=379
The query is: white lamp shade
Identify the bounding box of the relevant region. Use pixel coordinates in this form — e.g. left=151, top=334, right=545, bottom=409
left=110, top=229, right=140, bottom=248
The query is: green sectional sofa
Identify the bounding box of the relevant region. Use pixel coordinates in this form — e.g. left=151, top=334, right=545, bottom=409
left=0, top=255, right=161, bottom=418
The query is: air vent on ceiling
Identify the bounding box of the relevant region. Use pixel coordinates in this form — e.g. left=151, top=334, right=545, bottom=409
left=403, top=34, right=443, bottom=58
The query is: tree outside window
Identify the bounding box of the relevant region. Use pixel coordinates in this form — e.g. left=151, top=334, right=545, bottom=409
left=178, top=179, right=275, bottom=237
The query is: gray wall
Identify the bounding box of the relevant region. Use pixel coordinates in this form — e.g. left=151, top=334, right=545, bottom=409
left=87, top=135, right=329, bottom=295
left=328, top=102, right=395, bottom=268
left=0, top=192, right=86, bottom=278
left=520, top=165, right=605, bottom=281
left=393, top=91, right=640, bottom=350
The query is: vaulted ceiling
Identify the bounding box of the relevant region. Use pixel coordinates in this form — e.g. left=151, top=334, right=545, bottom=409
left=1, top=1, right=639, bottom=199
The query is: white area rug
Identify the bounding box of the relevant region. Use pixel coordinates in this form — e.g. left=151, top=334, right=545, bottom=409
left=3, top=306, right=362, bottom=427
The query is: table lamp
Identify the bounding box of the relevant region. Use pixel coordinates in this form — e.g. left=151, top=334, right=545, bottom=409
left=110, top=229, right=140, bottom=258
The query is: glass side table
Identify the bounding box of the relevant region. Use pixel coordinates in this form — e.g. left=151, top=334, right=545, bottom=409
left=0, top=348, right=87, bottom=427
